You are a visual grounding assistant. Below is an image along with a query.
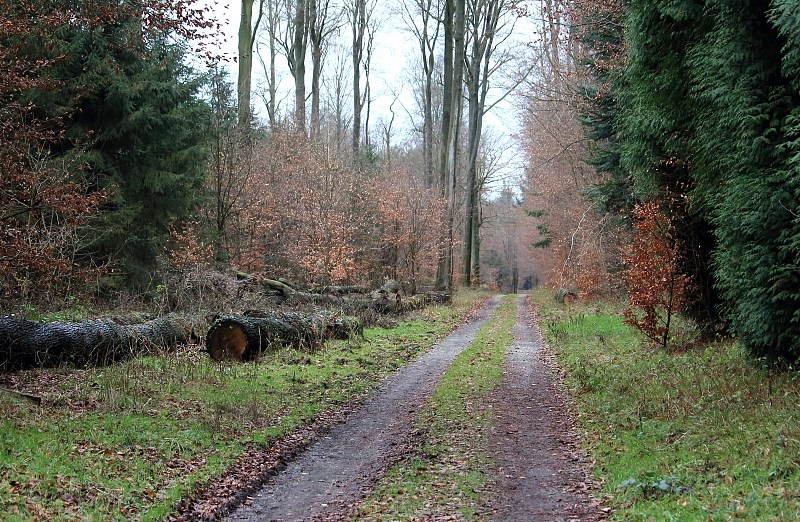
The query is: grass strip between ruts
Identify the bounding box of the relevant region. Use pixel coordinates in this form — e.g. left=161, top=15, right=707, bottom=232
left=355, top=294, right=517, bottom=521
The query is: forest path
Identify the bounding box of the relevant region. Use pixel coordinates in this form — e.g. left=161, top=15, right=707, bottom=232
left=485, top=294, right=603, bottom=521
left=225, top=294, right=602, bottom=521
left=225, top=296, right=503, bottom=521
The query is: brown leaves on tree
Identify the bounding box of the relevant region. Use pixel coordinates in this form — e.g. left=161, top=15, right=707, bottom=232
left=205, top=131, right=443, bottom=288
left=622, top=200, right=690, bottom=348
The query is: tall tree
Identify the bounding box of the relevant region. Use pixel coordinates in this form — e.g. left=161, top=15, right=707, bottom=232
left=349, top=0, right=374, bottom=156
left=322, top=51, right=351, bottom=156
left=461, top=0, right=517, bottom=286
left=435, top=0, right=466, bottom=290
left=273, top=0, right=310, bottom=131
left=292, top=0, right=309, bottom=131
left=255, top=0, right=284, bottom=129
left=401, top=0, right=442, bottom=188
left=238, top=0, right=264, bottom=126
left=308, top=0, right=342, bottom=138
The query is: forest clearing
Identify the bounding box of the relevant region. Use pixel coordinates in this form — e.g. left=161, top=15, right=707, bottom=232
left=3, top=0, right=800, bottom=520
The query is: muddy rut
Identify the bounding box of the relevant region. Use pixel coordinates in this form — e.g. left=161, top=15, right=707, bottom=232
left=225, top=295, right=603, bottom=521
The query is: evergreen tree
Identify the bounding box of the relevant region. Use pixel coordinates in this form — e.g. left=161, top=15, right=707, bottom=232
left=40, top=18, right=211, bottom=287
left=575, top=0, right=630, bottom=215
left=585, top=0, right=800, bottom=360
left=619, top=0, right=721, bottom=328
left=688, top=0, right=800, bottom=361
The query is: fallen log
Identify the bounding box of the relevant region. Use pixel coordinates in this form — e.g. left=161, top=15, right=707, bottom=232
left=205, top=311, right=363, bottom=361
left=555, top=288, right=578, bottom=304
left=0, top=316, right=197, bottom=372
left=424, top=291, right=451, bottom=304
left=262, top=278, right=296, bottom=296
left=371, top=289, right=402, bottom=312
left=0, top=386, right=42, bottom=405
left=310, top=285, right=369, bottom=296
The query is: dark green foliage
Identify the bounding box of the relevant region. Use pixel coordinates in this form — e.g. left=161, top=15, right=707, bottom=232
left=579, top=82, right=631, bottom=215
left=36, top=17, right=210, bottom=288
left=575, top=1, right=632, bottom=215
left=580, top=0, right=721, bottom=328
left=584, top=0, right=800, bottom=360
left=685, top=0, right=800, bottom=360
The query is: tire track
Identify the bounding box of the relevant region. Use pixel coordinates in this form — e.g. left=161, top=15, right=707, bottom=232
left=486, top=294, right=605, bottom=521
left=226, top=296, right=503, bottom=522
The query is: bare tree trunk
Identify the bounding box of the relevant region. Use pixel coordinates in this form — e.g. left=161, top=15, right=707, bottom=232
left=461, top=0, right=482, bottom=287
left=326, top=53, right=350, bottom=156
left=472, top=195, right=481, bottom=284
left=462, top=0, right=506, bottom=287
left=447, top=0, right=466, bottom=287
left=435, top=0, right=461, bottom=291
left=293, top=0, right=308, bottom=132
left=309, top=0, right=341, bottom=139
left=238, top=0, right=255, bottom=126
left=402, top=0, right=440, bottom=187
left=350, top=0, right=367, bottom=157
left=382, top=99, right=397, bottom=164
left=262, top=0, right=279, bottom=129
left=363, top=21, right=376, bottom=154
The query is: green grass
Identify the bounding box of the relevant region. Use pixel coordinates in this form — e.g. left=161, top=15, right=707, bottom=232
left=0, top=290, right=489, bottom=520
left=536, top=291, right=800, bottom=521
left=355, top=295, right=517, bottom=521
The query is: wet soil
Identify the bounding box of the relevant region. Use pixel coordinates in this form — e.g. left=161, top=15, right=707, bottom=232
left=485, top=295, right=606, bottom=521
left=179, top=295, right=605, bottom=521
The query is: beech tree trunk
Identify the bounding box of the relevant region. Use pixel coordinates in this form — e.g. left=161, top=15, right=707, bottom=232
left=0, top=317, right=197, bottom=372
left=293, top=0, right=308, bottom=131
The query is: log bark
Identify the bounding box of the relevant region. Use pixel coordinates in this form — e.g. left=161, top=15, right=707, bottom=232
left=0, top=316, right=197, bottom=372
left=371, top=289, right=402, bottom=312
left=262, top=278, right=296, bottom=296
left=423, top=291, right=452, bottom=305
left=555, top=288, right=578, bottom=304
left=310, top=285, right=369, bottom=295
left=205, top=311, right=363, bottom=361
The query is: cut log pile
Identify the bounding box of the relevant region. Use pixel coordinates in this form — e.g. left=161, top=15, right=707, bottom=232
left=0, top=276, right=450, bottom=372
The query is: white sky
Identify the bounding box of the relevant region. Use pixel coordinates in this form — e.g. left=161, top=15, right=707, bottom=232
left=200, top=0, right=533, bottom=187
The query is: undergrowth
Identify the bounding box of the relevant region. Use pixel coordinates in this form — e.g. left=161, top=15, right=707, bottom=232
left=0, top=290, right=489, bottom=520
left=536, top=291, right=800, bottom=521
left=355, top=295, right=516, bottom=520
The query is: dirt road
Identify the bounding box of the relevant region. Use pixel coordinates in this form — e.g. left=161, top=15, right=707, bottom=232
left=225, top=295, right=603, bottom=521
left=486, top=295, right=603, bottom=521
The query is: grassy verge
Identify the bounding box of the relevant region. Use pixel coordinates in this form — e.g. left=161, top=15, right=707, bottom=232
left=0, top=290, right=489, bottom=521
left=535, top=291, right=800, bottom=521
left=355, top=295, right=517, bottom=521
